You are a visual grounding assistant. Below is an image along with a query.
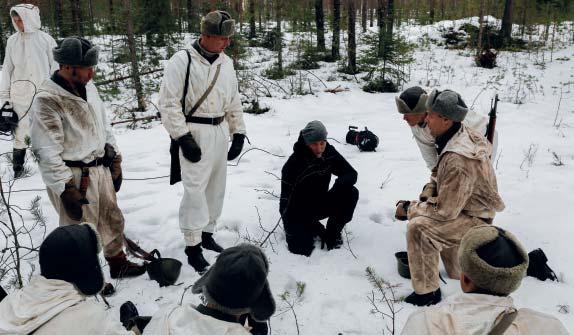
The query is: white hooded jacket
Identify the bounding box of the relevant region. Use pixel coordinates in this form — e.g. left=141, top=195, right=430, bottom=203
left=401, top=293, right=570, bottom=335
left=144, top=304, right=251, bottom=335
left=158, top=46, right=246, bottom=140
left=0, top=276, right=133, bottom=335
left=0, top=4, right=58, bottom=108
left=30, top=78, right=118, bottom=195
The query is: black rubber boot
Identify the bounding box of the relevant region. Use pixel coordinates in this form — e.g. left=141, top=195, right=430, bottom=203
left=185, top=244, right=209, bottom=274
left=201, top=232, right=223, bottom=253
left=12, top=148, right=26, bottom=178
left=404, top=289, right=442, bottom=306
left=106, top=251, right=146, bottom=279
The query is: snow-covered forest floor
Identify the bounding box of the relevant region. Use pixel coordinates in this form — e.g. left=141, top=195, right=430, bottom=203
left=2, top=17, right=574, bottom=334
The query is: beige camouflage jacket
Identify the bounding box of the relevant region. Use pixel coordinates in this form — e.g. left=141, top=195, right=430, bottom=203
left=408, top=125, right=505, bottom=221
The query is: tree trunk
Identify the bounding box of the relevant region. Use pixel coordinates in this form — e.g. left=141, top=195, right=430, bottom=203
left=55, top=0, right=65, bottom=36
left=276, top=0, right=283, bottom=72
left=520, top=0, right=528, bottom=39
left=0, top=13, right=4, bottom=63
left=332, top=0, right=341, bottom=60
left=440, top=0, right=445, bottom=19
left=123, top=0, right=146, bottom=112
left=315, top=0, right=325, bottom=52
left=108, top=0, right=115, bottom=33
left=187, top=0, right=194, bottom=32
left=377, top=0, right=385, bottom=57
left=88, top=0, right=95, bottom=35
left=361, top=0, right=367, bottom=32
left=258, top=0, right=263, bottom=31
left=249, top=0, right=256, bottom=38
left=477, top=0, right=485, bottom=55
left=347, top=0, right=357, bottom=73
left=500, top=0, right=514, bottom=45
left=369, top=7, right=374, bottom=27
left=69, top=0, right=84, bottom=36
left=429, top=0, right=435, bottom=24
left=385, top=0, right=394, bottom=40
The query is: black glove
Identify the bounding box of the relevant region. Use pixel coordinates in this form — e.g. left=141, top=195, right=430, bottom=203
left=60, top=181, right=89, bottom=221
left=395, top=200, right=411, bottom=221
left=177, top=133, right=202, bottom=163
left=227, top=133, right=245, bottom=161
left=102, top=143, right=117, bottom=167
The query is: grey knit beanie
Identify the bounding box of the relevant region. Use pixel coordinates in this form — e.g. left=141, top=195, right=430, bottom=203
left=459, top=225, right=529, bottom=296
left=201, top=10, right=235, bottom=37
left=300, top=120, right=328, bottom=145
left=395, top=86, right=428, bottom=114
left=53, top=37, right=99, bottom=67
left=192, top=244, right=275, bottom=321
left=426, top=89, right=468, bottom=122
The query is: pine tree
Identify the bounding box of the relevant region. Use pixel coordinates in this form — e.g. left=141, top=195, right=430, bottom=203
left=315, top=0, right=326, bottom=52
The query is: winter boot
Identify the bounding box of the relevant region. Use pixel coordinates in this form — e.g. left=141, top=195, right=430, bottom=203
left=404, top=289, right=442, bottom=306
left=12, top=148, right=26, bottom=178
left=120, top=301, right=139, bottom=328
left=101, top=282, right=116, bottom=297
left=106, top=251, right=146, bottom=279
left=185, top=244, right=210, bottom=274
left=324, top=233, right=343, bottom=250
left=201, top=232, right=224, bottom=253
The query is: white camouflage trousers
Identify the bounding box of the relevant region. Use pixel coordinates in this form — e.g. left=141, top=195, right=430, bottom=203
left=179, top=121, right=229, bottom=246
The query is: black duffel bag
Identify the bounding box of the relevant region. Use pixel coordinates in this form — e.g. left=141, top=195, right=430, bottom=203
left=346, top=126, right=379, bottom=152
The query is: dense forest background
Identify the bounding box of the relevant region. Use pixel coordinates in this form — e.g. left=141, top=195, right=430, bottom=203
left=0, top=0, right=572, bottom=118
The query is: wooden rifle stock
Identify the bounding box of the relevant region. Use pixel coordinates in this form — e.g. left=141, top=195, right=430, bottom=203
left=486, top=94, right=499, bottom=144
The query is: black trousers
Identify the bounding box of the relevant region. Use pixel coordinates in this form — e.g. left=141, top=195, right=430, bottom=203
left=284, top=185, right=359, bottom=256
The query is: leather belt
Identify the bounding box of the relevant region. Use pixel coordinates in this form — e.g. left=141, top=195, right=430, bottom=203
left=64, top=158, right=105, bottom=168
left=186, top=115, right=224, bottom=125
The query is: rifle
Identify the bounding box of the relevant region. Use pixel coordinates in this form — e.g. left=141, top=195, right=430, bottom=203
left=486, top=94, right=499, bottom=144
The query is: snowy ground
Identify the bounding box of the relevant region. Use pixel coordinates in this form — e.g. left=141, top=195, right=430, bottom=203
left=2, top=18, right=574, bottom=333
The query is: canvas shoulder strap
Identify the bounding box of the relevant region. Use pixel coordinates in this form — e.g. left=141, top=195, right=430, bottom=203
left=488, top=310, right=518, bottom=335
left=180, top=50, right=222, bottom=117
left=188, top=63, right=222, bottom=116
left=180, top=50, right=192, bottom=114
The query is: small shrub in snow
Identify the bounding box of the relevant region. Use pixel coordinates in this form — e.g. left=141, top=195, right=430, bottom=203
left=243, top=100, right=271, bottom=115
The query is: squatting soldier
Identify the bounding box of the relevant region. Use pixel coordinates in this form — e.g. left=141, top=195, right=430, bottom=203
left=395, top=89, right=505, bottom=306
left=395, top=86, right=497, bottom=201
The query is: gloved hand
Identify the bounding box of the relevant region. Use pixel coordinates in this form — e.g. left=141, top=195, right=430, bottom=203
left=419, top=182, right=437, bottom=201
left=227, top=133, right=245, bottom=161
left=110, top=154, right=123, bottom=192
left=395, top=200, right=411, bottom=221
left=177, top=133, right=201, bottom=163
left=60, top=180, right=89, bottom=221
left=102, top=143, right=117, bottom=167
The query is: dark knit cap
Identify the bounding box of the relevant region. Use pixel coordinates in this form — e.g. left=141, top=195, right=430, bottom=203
left=40, top=223, right=104, bottom=296
left=192, top=244, right=275, bottom=321
left=300, top=120, right=328, bottom=145
left=53, top=36, right=99, bottom=67
left=459, top=225, right=529, bottom=296
left=201, top=10, right=235, bottom=37
left=395, top=86, right=428, bottom=114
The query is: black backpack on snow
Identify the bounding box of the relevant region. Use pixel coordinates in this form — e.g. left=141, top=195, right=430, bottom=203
left=527, top=248, right=558, bottom=282
left=346, top=126, right=379, bottom=152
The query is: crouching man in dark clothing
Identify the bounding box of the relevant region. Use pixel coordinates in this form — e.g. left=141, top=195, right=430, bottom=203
left=280, top=120, right=359, bottom=256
